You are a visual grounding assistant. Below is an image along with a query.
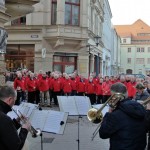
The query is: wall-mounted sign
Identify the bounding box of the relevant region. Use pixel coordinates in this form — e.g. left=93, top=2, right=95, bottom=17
left=31, top=35, right=39, bottom=38
left=42, top=48, right=46, bottom=58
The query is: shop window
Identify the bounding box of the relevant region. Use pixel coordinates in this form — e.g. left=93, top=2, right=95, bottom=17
left=5, top=44, right=34, bottom=71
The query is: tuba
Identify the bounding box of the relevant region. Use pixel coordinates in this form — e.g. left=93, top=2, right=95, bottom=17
left=87, top=93, right=125, bottom=140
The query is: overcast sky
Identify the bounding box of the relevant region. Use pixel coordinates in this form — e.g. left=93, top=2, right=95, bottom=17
left=108, top=0, right=150, bottom=26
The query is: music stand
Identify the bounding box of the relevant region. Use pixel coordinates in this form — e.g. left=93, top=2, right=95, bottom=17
left=58, top=96, right=92, bottom=150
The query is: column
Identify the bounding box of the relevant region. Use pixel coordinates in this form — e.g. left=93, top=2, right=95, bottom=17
left=57, top=0, right=65, bottom=25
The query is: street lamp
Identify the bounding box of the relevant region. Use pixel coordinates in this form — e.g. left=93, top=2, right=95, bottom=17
left=94, top=35, right=101, bottom=47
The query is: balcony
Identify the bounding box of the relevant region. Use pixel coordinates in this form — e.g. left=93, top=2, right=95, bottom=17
left=5, top=0, right=40, bottom=20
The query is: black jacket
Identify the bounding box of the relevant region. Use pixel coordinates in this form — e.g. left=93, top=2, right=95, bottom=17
left=99, top=99, right=147, bottom=150
left=146, top=110, right=150, bottom=150
left=0, top=100, right=28, bottom=150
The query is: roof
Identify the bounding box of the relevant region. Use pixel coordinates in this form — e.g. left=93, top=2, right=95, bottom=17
left=115, top=19, right=150, bottom=44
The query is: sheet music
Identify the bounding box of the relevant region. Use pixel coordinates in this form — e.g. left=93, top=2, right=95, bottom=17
left=92, top=104, right=109, bottom=116
left=7, top=105, right=20, bottom=119
left=43, top=111, right=65, bottom=134
left=58, top=96, right=78, bottom=115
left=30, top=110, right=48, bottom=130
left=58, top=96, right=92, bottom=116
left=30, top=109, right=68, bottom=134
left=75, top=96, right=92, bottom=115
left=8, top=102, right=38, bottom=120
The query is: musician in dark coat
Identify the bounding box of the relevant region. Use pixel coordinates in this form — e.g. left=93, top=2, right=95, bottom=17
left=146, top=103, right=150, bottom=150
left=135, top=83, right=150, bottom=101
left=0, top=86, right=31, bottom=150
left=99, top=82, right=147, bottom=150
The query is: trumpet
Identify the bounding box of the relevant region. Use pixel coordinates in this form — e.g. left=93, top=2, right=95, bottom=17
left=12, top=108, right=42, bottom=138
left=87, top=93, right=125, bottom=140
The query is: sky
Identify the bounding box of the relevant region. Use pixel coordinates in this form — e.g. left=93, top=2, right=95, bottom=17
left=108, top=0, right=150, bottom=26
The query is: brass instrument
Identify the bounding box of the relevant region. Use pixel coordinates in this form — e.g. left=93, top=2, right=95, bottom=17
left=12, top=109, right=42, bottom=138
left=141, top=96, right=150, bottom=108
left=87, top=93, right=125, bottom=140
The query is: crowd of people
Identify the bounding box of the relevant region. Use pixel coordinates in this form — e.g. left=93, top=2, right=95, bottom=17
left=1, top=68, right=150, bottom=150
left=4, top=69, right=150, bottom=107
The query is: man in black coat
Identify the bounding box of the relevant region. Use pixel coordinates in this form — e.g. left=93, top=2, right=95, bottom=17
left=146, top=103, right=150, bottom=150
left=0, top=86, right=31, bottom=150
left=99, top=82, right=147, bottom=150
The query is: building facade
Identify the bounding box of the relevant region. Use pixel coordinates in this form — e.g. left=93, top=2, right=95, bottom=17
left=101, top=0, right=112, bottom=76
left=5, top=0, right=105, bottom=77
left=111, top=28, right=121, bottom=75
left=115, top=19, right=150, bottom=76
left=0, top=0, right=39, bottom=85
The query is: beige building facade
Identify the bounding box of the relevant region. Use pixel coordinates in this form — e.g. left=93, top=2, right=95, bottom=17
left=115, top=19, right=150, bottom=76
left=0, top=0, right=39, bottom=85
left=5, top=0, right=104, bottom=77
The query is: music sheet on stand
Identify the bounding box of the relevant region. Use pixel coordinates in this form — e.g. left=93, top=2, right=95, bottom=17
left=7, top=102, right=37, bottom=119
left=30, top=110, right=68, bottom=134
left=58, top=96, right=92, bottom=116
left=75, top=96, right=91, bottom=116
left=58, top=96, right=78, bottom=115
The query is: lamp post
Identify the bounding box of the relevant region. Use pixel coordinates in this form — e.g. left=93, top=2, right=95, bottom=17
left=94, top=35, right=101, bottom=47
left=86, top=35, right=101, bottom=75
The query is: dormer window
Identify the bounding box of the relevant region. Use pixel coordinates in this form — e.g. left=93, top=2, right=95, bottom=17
left=123, top=39, right=126, bottom=43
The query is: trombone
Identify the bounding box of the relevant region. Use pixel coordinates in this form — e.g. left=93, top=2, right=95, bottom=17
left=87, top=93, right=125, bottom=140
left=12, top=108, right=42, bottom=138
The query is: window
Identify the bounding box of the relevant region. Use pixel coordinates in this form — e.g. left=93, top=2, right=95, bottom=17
left=123, top=39, right=126, bottom=43
left=137, top=47, right=145, bottom=52
left=128, top=48, right=131, bottom=52
left=136, top=58, right=144, bottom=64
left=148, top=47, right=150, bottom=52
left=51, top=0, right=57, bottom=25
left=127, top=58, right=131, bottom=64
left=5, top=44, right=34, bottom=71
left=65, top=0, right=80, bottom=26
left=53, top=56, right=77, bottom=73
left=11, top=17, right=26, bottom=25
left=141, top=47, right=145, bottom=52
left=137, top=47, right=140, bottom=52
left=148, top=58, right=150, bottom=64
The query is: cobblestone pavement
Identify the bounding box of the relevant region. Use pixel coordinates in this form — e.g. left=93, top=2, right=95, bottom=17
left=27, top=105, right=109, bottom=150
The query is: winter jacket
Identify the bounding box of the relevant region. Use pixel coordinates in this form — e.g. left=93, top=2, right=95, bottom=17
left=99, top=99, right=147, bottom=150
left=0, top=100, right=28, bottom=150
left=135, top=90, right=150, bottom=101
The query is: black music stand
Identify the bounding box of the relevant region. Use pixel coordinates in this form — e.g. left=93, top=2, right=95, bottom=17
left=58, top=96, right=92, bottom=150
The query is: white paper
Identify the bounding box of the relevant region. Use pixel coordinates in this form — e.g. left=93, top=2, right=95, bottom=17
left=58, top=96, right=92, bottom=116
left=30, top=109, right=68, bottom=134
left=30, top=110, right=48, bottom=130
left=75, top=96, right=91, bottom=115
left=43, top=111, right=64, bottom=134
left=58, top=96, right=78, bottom=115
